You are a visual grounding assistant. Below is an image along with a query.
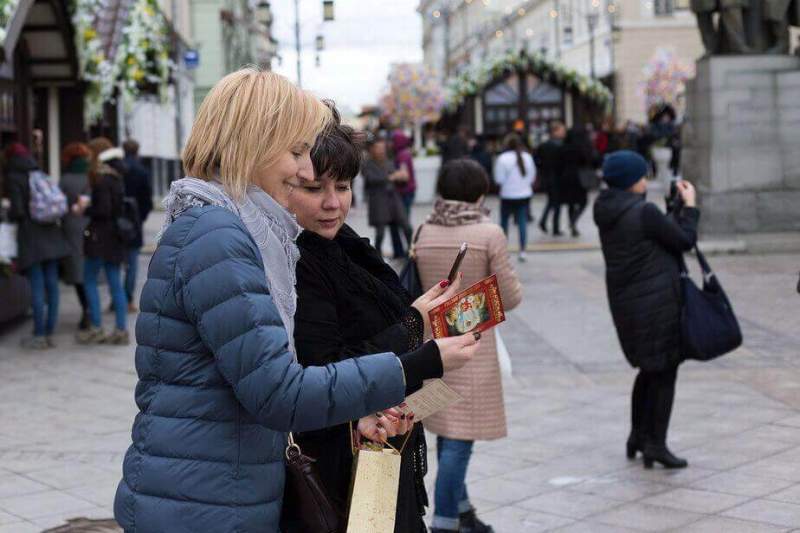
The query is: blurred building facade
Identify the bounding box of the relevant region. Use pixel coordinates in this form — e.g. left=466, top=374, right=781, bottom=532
left=191, top=0, right=278, bottom=112
left=419, top=0, right=703, bottom=123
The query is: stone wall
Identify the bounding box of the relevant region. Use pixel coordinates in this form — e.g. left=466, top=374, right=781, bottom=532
left=682, top=56, right=800, bottom=235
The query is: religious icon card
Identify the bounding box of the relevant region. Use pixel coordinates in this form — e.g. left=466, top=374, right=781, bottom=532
left=429, top=274, right=505, bottom=339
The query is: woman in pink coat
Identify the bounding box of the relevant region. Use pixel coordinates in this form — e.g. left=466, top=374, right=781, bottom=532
left=415, top=158, right=522, bottom=533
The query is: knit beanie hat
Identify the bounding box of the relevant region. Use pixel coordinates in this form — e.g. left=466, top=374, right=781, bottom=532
left=602, top=150, right=649, bottom=190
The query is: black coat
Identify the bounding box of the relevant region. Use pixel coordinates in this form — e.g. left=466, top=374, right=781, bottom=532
left=594, top=189, right=700, bottom=372
left=123, top=155, right=153, bottom=249
left=287, top=224, right=427, bottom=533
left=361, top=158, right=406, bottom=227
left=535, top=139, right=563, bottom=198
left=59, top=167, right=90, bottom=284
left=84, top=161, right=126, bottom=264
left=6, top=155, right=71, bottom=271
left=556, top=142, right=591, bottom=205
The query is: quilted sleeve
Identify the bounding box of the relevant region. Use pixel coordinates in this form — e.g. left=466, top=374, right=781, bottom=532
left=175, top=209, right=406, bottom=432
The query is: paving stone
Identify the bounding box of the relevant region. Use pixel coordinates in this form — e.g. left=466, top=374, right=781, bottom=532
left=0, top=471, right=51, bottom=499
left=0, top=490, right=97, bottom=521
left=767, top=484, right=800, bottom=506
left=640, top=487, right=749, bottom=514
left=474, top=504, right=575, bottom=532
left=723, top=499, right=800, bottom=528
left=591, top=502, right=704, bottom=531
left=516, top=489, right=623, bottom=519
left=691, top=471, right=795, bottom=498
left=674, top=515, right=789, bottom=532
left=0, top=509, right=21, bottom=526
left=0, top=523, right=40, bottom=533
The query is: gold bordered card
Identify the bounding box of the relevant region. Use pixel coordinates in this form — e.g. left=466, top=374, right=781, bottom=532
left=428, top=274, right=505, bottom=339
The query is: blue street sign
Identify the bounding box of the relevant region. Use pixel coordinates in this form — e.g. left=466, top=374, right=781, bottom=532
left=184, top=49, right=200, bottom=69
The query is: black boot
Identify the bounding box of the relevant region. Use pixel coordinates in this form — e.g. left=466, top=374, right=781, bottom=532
left=626, top=430, right=644, bottom=460
left=459, top=509, right=494, bottom=533
left=643, top=443, right=688, bottom=469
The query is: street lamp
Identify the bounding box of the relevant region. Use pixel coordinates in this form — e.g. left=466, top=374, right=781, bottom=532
left=586, top=11, right=599, bottom=79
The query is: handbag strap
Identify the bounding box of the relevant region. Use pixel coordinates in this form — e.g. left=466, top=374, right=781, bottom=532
left=349, top=420, right=414, bottom=457
left=286, top=431, right=302, bottom=460
left=408, top=224, right=425, bottom=259
left=679, top=245, right=715, bottom=284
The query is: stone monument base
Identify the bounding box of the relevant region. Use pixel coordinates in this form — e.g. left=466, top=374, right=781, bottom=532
left=682, top=56, right=800, bottom=235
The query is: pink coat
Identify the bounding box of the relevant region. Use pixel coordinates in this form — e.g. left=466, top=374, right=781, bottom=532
left=415, top=221, right=522, bottom=441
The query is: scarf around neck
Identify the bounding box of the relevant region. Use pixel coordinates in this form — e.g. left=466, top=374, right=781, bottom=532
left=159, top=177, right=300, bottom=356
left=426, top=198, right=491, bottom=227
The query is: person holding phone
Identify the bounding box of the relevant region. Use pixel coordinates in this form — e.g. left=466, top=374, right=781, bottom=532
left=594, top=150, right=699, bottom=469
left=285, top=104, right=481, bottom=532
left=415, top=158, right=523, bottom=533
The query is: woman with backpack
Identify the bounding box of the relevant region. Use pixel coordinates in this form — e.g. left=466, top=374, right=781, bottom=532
left=6, top=142, right=71, bottom=349
left=79, top=138, right=129, bottom=345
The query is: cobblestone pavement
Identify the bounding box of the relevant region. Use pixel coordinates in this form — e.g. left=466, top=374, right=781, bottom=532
left=0, top=194, right=799, bottom=532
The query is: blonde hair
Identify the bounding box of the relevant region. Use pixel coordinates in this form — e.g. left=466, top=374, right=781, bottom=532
left=182, top=67, right=332, bottom=199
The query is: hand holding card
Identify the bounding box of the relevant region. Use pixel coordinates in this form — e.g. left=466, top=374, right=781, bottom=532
left=428, top=274, right=506, bottom=339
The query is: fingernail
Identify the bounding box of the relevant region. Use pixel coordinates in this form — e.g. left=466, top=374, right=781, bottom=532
left=439, top=280, right=450, bottom=288
left=409, top=414, right=415, bottom=420
left=473, top=332, right=481, bottom=341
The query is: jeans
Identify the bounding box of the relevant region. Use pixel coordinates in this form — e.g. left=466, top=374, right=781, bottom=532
left=433, top=437, right=474, bottom=531
left=124, top=247, right=141, bottom=303
left=27, top=260, right=60, bottom=337
left=500, top=198, right=530, bottom=252
left=401, top=192, right=415, bottom=220
left=84, top=257, right=127, bottom=331
left=631, top=365, right=679, bottom=445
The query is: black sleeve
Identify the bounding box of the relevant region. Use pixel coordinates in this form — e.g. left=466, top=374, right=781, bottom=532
left=6, top=176, right=26, bottom=222
left=294, top=259, right=419, bottom=368
left=137, top=168, right=154, bottom=223
left=642, top=202, right=700, bottom=254
left=85, top=178, right=113, bottom=220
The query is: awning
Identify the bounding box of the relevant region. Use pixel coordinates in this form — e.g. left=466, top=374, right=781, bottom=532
left=1, top=0, right=79, bottom=84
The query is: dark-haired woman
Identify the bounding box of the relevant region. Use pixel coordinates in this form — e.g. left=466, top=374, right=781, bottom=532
left=558, top=127, right=594, bottom=238
left=60, top=142, right=92, bottom=331
left=416, top=158, right=522, bottom=533
left=494, top=133, right=535, bottom=262
left=285, top=108, right=481, bottom=532
left=79, top=137, right=129, bottom=345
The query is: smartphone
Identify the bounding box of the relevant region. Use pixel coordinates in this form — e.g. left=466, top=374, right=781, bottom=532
left=447, top=243, right=469, bottom=284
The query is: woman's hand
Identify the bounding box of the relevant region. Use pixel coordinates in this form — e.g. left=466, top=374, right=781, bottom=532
left=435, top=332, right=482, bottom=372
left=356, top=407, right=415, bottom=444
left=412, top=273, right=464, bottom=338
left=676, top=180, right=696, bottom=208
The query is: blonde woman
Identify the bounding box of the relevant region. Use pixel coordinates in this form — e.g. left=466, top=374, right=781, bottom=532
left=113, top=69, right=480, bottom=533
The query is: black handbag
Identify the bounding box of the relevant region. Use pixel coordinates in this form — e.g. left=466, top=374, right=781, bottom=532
left=398, top=224, right=425, bottom=299
left=282, top=433, right=342, bottom=533
left=680, top=246, right=742, bottom=361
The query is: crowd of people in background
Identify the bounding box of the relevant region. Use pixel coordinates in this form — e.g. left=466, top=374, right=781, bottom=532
left=0, top=137, right=152, bottom=349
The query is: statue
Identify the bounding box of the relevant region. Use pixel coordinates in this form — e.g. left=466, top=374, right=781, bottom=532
left=693, top=0, right=800, bottom=55
left=762, top=0, right=800, bottom=54
left=691, top=0, right=752, bottom=55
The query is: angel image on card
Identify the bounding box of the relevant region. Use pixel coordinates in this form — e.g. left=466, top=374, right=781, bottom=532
left=429, top=275, right=506, bottom=339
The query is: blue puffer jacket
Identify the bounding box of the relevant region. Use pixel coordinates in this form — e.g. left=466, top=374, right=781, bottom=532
left=114, top=206, right=406, bottom=532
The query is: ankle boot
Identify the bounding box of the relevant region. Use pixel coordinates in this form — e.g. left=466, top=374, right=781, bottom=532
left=459, top=509, right=494, bottom=533
left=643, top=443, right=688, bottom=469
left=626, top=430, right=644, bottom=460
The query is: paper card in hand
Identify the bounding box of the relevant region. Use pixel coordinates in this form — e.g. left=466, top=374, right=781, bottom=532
left=429, top=274, right=505, bottom=339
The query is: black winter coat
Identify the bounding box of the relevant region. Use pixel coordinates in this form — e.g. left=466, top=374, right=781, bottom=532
left=84, top=161, right=126, bottom=264
left=6, top=155, right=71, bottom=271
left=123, top=155, right=153, bottom=249
left=287, top=224, right=428, bottom=533
left=594, top=189, right=700, bottom=372
left=556, top=142, right=590, bottom=205
left=536, top=139, right=563, bottom=198
left=361, top=158, right=407, bottom=227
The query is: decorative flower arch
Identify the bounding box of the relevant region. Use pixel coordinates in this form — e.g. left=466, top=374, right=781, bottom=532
left=445, top=50, right=612, bottom=111
left=0, top=0, right=21, bottom=43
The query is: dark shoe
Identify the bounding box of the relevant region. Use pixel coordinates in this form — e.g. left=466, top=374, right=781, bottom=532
left=643, top=443, right=688, bottom=469
left=552, top=230, right=563, bottom=237
left=538, top=220, right=548, bottom=233
left=459, top=509, right=494, bottom=533
left=571, top=227, right=580, bottom=238
left=626, top=431, right=644, bottom=459
left=78, top=313, right=91, bottom=331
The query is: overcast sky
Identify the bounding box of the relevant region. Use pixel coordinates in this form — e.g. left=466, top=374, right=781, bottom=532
left=269, top=0, right=423, bottom=115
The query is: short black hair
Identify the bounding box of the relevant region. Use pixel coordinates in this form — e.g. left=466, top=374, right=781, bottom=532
left=311, top=101, right=366, bottom=181
left=122, top=139, right=139, bottom=156
left=436, top=158, right=489, bottom=203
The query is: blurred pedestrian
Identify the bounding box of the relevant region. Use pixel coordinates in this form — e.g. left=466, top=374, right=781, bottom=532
left=557, top=127, right=593, bottom=238
left=442, top=126, right=469, bottom=164
left=113, top=68, right=476, bottom=533
left=59, top=142, right=92, bottom=331
left=415, top=158, right=522, bottom=533
left=468, top=134, right=493, bottom=180
left=537, top=121, right=566, bottom=236
left=594, top=150, right=699, bottom=469
left=494, top=133, right=535, bottom=262
left=5, top=142, right=71, bottom=349
left=121, top=139, right=153, bottom=312
left=285, top=105, right=480, bottom=532
left=392, top=129, right=416, bottom=220
left=79, top=138, right=129, bottom=345
left=362, top=133, right=413, bottom=258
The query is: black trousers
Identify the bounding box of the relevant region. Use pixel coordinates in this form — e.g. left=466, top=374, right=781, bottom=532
left=375, top=222, right=412, bottom=259
left=540, top=195, right=562, bottom=233
left=631, top=365, right=679, bottom=446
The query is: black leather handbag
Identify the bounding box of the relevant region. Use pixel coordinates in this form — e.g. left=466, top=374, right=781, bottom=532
left=680, top=246, right=742, bottom=361
left=398, top=224, right=425, bottom=299
left=282, top=433, right=342, bottom=533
